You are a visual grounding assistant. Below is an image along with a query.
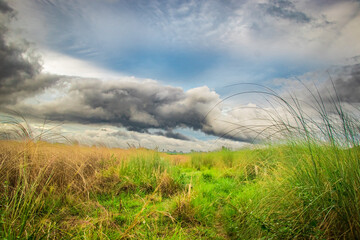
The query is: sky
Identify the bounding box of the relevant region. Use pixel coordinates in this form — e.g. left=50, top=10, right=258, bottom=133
left=0, top=0, right=359, bottom=151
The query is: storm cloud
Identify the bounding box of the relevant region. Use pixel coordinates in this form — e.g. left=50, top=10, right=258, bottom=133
left=18, top=78, right=225, bottom=136
left=333, top=64, right=360, bottom=103
left=0, top=0, right=58, bottom=105
left=0, top=0, right=12, bottom=13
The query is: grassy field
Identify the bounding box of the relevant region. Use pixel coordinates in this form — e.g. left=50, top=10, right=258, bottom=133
left=0, top=139, right=359, bottom=239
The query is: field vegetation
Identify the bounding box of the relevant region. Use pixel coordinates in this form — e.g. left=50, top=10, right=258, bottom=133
left=0, top=139, right=359, bottom=239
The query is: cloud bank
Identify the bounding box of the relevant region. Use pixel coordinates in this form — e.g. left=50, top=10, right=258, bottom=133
left=14, top=77, right=262, bottom=143
left=333, top=64, right=360, bottom=103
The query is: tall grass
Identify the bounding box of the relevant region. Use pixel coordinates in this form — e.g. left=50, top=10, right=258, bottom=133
left=0, top=139, right=187, bottom=238
left=264, top=82, right=360, bottom=238
left=214, top=80, right=360, bottom=238
left=0, top=112, right=67, bottom=143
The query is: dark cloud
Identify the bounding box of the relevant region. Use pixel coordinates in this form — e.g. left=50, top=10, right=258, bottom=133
left=7, top=75, right=261, bottom=143
left=153, top=130, right=191, bottom=141
left=0, top=0, right=59, bottom=105
left=259, top=0, right=311, bottom=23
left=19, top=79, right=224, bottom=137
left=15, top=76, right=264, bottom=143
left=0, top=0, right=13, bottom=14
left=333, top=64, right=360, bottom=103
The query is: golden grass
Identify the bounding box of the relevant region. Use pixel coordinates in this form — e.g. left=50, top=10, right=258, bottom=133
left=0, top=140, right=164, bottom=196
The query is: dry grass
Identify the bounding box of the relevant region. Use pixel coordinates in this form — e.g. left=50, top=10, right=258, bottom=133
left=0, top=140, right=143, bottom=196
left=0, top=140, right=185, bottom=239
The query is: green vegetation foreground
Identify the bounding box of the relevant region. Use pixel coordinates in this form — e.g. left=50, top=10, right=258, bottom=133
left=0, top=139, right=359, bottom=239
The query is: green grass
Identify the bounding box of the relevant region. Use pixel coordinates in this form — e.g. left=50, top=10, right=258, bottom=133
left=0, top=140, right=359, bottom=239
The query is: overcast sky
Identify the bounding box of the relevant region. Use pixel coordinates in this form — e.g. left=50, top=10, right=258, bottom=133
left=0, top=0, right=359, bottom=151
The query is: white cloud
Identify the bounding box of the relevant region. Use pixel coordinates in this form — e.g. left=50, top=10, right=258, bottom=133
left=39, top=50, right=124, bottom=79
